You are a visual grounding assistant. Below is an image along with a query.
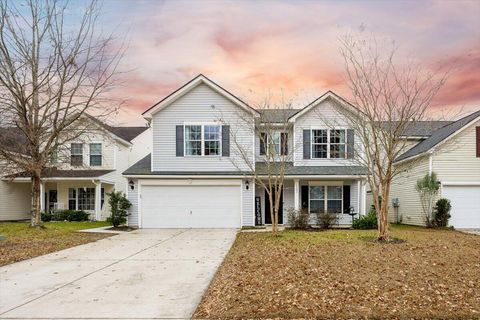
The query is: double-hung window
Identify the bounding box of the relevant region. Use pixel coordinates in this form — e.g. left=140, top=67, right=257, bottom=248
left=70, top=143, right=83, bottom=166
left=311, top=129, right=346, bottom=159
left=185, top=124, right=221, bottom=156
left=89, top=143, right=102, bottom=166
left=309, top=185, right=343, bottom=214
left=68, top=188, right=77, bottom=210
left=260, top=131, right=288, bottom=156
left=68, top=187, right=96, bottom=210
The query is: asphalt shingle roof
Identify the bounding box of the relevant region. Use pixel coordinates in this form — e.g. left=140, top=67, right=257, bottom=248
left=259, top=109, right=300, bottom=123
left=11, top=168, right=114, bottom=178
left=396, top=110, right=480, bottom=162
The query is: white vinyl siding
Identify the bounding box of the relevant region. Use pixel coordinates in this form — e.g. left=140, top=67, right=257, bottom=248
left=242, top=179, right=255, bottom=227
left=151, top=83, right=254, bottom=172
left=0, top=181, right=30, bottom=220
left=127, top=179, right=139, bottom=227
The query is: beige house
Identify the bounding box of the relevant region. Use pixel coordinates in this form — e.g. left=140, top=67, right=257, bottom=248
left=0, top=119, right=151, bottom=221
left=387, top=110, right=480, bottom=228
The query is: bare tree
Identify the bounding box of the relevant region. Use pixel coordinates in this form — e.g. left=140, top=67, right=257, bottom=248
left=337, top=35, right=447, bottom=241
left=224, top=97, right=295, bottom=236
left=0, top=0, right=124, bottom=227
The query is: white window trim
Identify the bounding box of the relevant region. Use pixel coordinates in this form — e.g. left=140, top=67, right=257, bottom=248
left=89, top=142, right=103, bottom=167
left=70, top=142, right=84, bottom=166
left=308, top=183, right=344, bottom=214
left=184, top=123, right=222, bottom=157
left=310, top=128, right=347, bottom=159
left=68, top=187, right=96, bottom=211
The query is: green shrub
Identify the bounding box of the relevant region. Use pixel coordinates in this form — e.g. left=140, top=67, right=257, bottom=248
left=286, top=208, right=310, bottom=229
left=50, top=210, right=90, bottom=222
left=352, top=206, right=378, bottom=229
left=433, top=198, right=451, bottom=227
left=41, top=211, right=52, bottom=222
left=107, top=191, right=131, bottom=227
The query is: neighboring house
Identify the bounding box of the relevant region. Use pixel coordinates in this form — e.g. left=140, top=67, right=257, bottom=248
left=0, top=119, right=151, bottom=221
left=123, top=75, right=368, bottom=228
left=387, top=110, right=480, bottom=228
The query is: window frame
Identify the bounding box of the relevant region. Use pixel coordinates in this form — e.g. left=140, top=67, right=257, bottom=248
left=310, top=129, right=347, bottom=159
left=70, top=143, right=84, bottom=166
left=89, top=142, right=102, bottom=166
left=68, top=187, right=96, bottom=211
left=308, top=183, right=343, bottom=215
left=184, top=123, right=222, bottom=157
left=260, top=131, right=289, bottom=156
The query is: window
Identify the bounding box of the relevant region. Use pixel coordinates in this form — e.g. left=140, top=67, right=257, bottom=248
left=330, top=130, right=346, bottom=159
left=204, top=125, right=221, bottom=156
left=309, top=186, right=325, bottom=214
left=184, top=124, right=221, bottom=156
left=50, top=148, right=58, bottom=164
left=260, top=132, right=288, bottom=156
left=78, top=188, right=95, bottom=211
left=327, top=186, right=343, bottom=213
left=89, top=143, right=102, bottom=166
left=311, top=129, right=347, bottom=159
left=185, top=125, right=202, bottom=155
left=309, top=185, right=343, bottom=214
left=70, top=143, right=83, bottom=166
left=101, top=188, right=105, bottom=210
left=68, top=188, right=76, bottom=210
left=312, top=130, right=328, bottom=158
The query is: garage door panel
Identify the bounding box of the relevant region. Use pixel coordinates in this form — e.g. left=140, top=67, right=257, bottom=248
left=443, top=185, right=480, bottom=229
left=141, top=185, right=241, bottom=228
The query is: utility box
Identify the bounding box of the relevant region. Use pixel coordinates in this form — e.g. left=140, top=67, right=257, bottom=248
left=392, top=198, right=400, bottom=208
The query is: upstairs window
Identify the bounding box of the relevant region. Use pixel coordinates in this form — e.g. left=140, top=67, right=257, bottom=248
left=311, top=129, right=347, bottom=159
left=89, top=143, right=102, bottom=166
left=70, top=143, right=83, bottom=166
left=260, top=132, right=288, bottom=156
left=185, top=124, right=221, bottom=156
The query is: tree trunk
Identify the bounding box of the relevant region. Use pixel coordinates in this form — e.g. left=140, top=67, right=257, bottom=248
left=30, top=173, right=42, bottom=227
left=377, top=183, right=391, bottom=241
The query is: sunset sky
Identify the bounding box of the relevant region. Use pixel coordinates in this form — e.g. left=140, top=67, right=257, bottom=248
left=98, top=0, right=480, bottom=125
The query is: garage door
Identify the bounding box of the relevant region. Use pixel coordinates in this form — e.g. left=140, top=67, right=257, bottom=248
left=442, top=185, right=480, bottom=228
left=141, top=185, right=241, bottom=228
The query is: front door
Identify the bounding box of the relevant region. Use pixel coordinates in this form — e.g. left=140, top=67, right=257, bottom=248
left=264, top=188, right=283, bottom=224
left=48, top=190, right=57, bottom=212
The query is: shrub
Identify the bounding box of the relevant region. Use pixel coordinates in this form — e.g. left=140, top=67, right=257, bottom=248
left=352, top=206, right=378, bottom=229
left=416, top=172, right=440, bottom=228
left=107, top=191, right=131, bottom=227
left=433, top=198, right=451, bottom=227
left=48, top=210, right=90, bottom=222
left=41, top=211, right=52, bottom=222
left=286, top=208, right=310, bottom=229
left=315, top=211, right=338, bottom=229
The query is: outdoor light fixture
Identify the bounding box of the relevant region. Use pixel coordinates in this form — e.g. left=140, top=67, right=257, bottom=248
left=245, top=180, right=250, bottom=190
left=129, top=180, right=135, bottom=191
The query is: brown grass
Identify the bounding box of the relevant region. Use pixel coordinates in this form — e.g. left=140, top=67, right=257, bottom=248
left=194, top=225, right=480, bottom=319
left=0, top=221, right=112, bottom=266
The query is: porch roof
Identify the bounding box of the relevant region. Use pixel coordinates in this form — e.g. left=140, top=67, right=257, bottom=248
left=255, top=162, right=367, bottom=176
left=7, top=168, right=114, bottom=179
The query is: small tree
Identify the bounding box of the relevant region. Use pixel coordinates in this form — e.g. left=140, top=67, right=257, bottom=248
left=433, top=198, right=451, bottom=228
left=107, top=191, right=131, bottom=227
left=416, top=172, right=440, bottom=227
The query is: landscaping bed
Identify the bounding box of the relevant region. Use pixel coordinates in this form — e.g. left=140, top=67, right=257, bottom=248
left=194, top=225, right=480, bottom=319
left=0, top=221, right=112, bottom=266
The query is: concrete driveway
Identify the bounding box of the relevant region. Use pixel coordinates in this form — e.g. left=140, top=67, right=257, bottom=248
left=0, top=228, right=237, bottom=319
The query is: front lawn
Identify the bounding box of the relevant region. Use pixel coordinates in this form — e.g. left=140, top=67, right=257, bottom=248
left=195, top=226, right=480, bottom=319
left=0, top=221, right=112, bottom=266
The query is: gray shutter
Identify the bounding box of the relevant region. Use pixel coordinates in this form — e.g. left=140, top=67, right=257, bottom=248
left=303, top=130, right=311, bottom=159
left=222, top=125, right=230, bottom=157
left=347, top=129, right=354, bottom=159
left=259, top=132, right=267, bottom=155
left=281, top=132, right=288, bottom=155
left=176, top=125, right=184, bottom=157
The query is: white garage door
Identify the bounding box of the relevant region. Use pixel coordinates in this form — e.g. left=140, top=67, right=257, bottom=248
left=141, top=184, right=241, bottom=228
left=442, top=185, right=480, bottom=228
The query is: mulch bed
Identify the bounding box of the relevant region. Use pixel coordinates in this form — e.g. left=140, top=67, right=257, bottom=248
left=194, top=227, right=480, bottom=319
left=106, top=226, right=136, bottom=232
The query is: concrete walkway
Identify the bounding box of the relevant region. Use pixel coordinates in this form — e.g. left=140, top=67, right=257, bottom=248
left=0, top=229, right=237, bottom=319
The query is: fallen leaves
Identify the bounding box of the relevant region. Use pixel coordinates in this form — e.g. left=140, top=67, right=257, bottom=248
left=194, top=227, right=480, bottom=319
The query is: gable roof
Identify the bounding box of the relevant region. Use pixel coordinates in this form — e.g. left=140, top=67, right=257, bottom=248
left=142, top=74, right=259, bottom=119
left=396, top=121, right=453, bottom=137
left=288, top=91, right=358, bottom=122
left=395, top=110, right=480, bottom=163
left=106, top=126, right=148, bottom=142
left=260, top=109, right=299, bottom=123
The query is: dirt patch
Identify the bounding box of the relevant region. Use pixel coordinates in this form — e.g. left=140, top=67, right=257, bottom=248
left=194, top=226, right=480, bottom=319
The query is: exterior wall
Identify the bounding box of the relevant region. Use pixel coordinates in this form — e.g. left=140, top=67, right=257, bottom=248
left=389, top=155, right=430, bottom=225
left=0, top=181, right=30, bottom=220
left=432, top=119, right=480, bottom=183
left=293, top=98, right=361, bottom=167
left=242, top=179, right=255, bottom=227
left=151, top=83, right=254, bottom=172
left=126, top=179, right=139, bottom=227
left=129, top=128, right=152, bottom=165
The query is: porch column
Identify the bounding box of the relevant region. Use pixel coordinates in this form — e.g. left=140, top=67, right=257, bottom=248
left=40, top=181, right=45, bottom=212
left=294, top=179, right=300, bottom=211
left=94, top=181, right=101, bottom=221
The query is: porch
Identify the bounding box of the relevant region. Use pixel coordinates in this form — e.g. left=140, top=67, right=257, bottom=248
left=254, top=178, right=367, bottom=227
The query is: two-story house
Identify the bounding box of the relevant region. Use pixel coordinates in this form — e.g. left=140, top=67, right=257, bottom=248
left=123, top=75, right=368, bottom=228
left=0, top=118, right=151, bottom=221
